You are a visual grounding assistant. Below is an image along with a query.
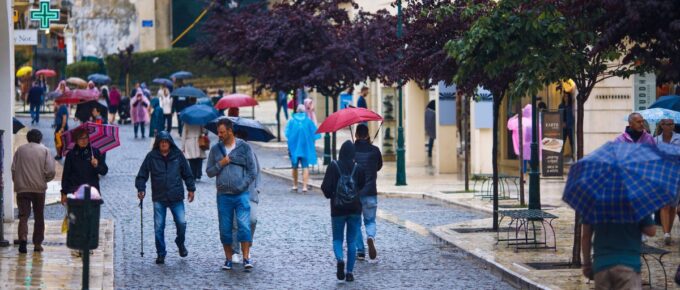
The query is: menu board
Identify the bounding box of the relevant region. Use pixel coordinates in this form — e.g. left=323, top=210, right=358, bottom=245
left=541, top=111, right=563, bottom=177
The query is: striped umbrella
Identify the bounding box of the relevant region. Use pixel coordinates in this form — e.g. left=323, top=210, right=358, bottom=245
left=61, top=122, right=120, bottom=155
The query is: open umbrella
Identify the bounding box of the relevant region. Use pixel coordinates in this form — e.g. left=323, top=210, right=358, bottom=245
left=152, top=78, right=173, bottom=87
left=563, top=142, right=680, bottom=224
left=61, top=122, right=120, bottom=155
left=13, top=117, right=25, bottom=134
left=215, top=94, right=258, bottom=110
left=627, top=108, right=680, bottom=123
left=16, top=66, right=32, bottom=78
left=206, top=116, right=275, bottom=142
left=35, top=69, right=56, bottom=78
left=171, top=86, right=207, bottom=99
left=66, top=77, right=88, bottom=88
left=649, top=95, right=680, bottom=112
left=75, top=101, right=108, bottom=123
left=66, top=89, right=100, bottom=102
left=179, top=104, right=219, bottom=126
left=316, top=107, right=383, bottom=134
left=87, top=74, right=111, bottom=85
left=170, top=71, right=193, bottom=80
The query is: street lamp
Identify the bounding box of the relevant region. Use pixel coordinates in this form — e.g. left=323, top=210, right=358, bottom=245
left=324, top=94, right=331, bottom=165
left=395, top=0, right=407, bottom=185
left=528, top=95, right=541, bottom=209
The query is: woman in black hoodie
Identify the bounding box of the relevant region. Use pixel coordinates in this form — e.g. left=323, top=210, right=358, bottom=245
left=321, top=141, right=366, bottom=282
left=60, top=128, right=109, bottom=203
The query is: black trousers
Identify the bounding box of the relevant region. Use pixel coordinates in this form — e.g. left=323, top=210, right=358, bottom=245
left=188, top=158, right=203, bottom=179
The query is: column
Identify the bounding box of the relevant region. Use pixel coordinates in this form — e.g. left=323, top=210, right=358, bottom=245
left=404, top=81, right=428, bottom=166
left=1, top=0, right=15, bottom=222
left=436, top=88, right=459, bottom=174
left=137, top=0, right=157, bottom=52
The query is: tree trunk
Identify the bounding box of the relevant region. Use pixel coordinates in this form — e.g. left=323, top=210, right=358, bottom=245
left=571, top=95, right=586, bottom=266
left=464, top=94, right=471, bottom=192
left=492, top=96, right=501, bottom=230
left=231, top=72, right=237, bottom=94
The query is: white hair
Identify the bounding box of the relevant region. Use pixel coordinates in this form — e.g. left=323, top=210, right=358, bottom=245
left=297, top=104, right=306, bottom=113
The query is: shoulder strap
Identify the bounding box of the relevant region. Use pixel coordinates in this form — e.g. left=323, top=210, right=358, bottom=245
left=333, top=160, right=343, bottom=175
left=350, top=163, right=357, bottom=178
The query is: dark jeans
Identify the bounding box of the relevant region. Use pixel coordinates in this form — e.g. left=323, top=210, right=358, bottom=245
left=427, top=137, right=435, bottom=157
left=153, top=201, right=186, bottom=257
left=188, top=158, right=203, bottom=179
left=562, top=127, right=574, bottom=159
left=332, top=215, right=360, bottom=273
left=276, top=99, right=289, bottom=120
left=177, top=114, right=184, bottom=137
left=164, top=114, right=173, bottom=133
left=29, top=103, right=40, bottom=123
left=134, top=122, right=146, bottom=138
left=17, top=192, right=45, bottom=245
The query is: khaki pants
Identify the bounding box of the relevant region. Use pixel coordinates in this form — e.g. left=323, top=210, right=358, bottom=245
left=594, top=265, right=642, bottom=290
left=17, top=192, right=46, bottom=245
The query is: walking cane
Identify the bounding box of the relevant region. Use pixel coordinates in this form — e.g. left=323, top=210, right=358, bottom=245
left=139, top=199, right=144, bottom=257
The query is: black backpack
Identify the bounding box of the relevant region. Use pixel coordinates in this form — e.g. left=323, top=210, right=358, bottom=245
left=333, top=161, right=359, bottom=209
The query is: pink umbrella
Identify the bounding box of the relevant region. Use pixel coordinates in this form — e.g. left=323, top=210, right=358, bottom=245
left=35, top=69, right=57, bottom=77
left=215, top=94, right=259, bottom=110
left=61, top=122, right=120, bottom=155
left=66, top=89, right=100, bottom=102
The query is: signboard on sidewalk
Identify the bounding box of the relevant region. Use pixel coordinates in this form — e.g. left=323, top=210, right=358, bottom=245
left=633, top=73, right=656, bottom=111
left=541, top=111, right=564, bottom=177
left=14, top=30, right=38, bottom=46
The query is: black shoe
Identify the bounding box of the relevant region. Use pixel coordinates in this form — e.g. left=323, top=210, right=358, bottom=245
left=54, top=156, right=62, bottom=161
left=367, top=237, right=377, bottom=260
left=179, top=244, right=188, bottom=257
left=345, top=273, right=354, bottom=282
left=357, top=252, right=366, bottom=261
left=18, top=241, right=27, bottom=254
left=156, top=256, right=165, bottom=264
left=336, top=261, right=345, bottom=280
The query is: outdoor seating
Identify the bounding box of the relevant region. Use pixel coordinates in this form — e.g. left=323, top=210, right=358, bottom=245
left=473, top=173, right=520, bottom=200
left=641, top=244, right=670, bottom=289
left=496, top=209, right=558, bottom=252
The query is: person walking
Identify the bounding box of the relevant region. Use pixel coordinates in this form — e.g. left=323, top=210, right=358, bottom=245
left=28, top=81, right=44, bottom=124
left=614, top=113, right=655, bottom=145
left=108, top=85, right=121, bottom=124
left=230, top=130, right=261, bottom=264
left=206, top=118, right=258, bottom=271
left=136, top=131, right=196, bottom=264
left=54, top=103, right=69, bottom=160
left=12, top=129, right=56, bottom=253
left=357, top=86, right=369, bottom=109
left=425, top=100, right=436, bottom=158
left=149, top=98, right=165, bottom=139
left=353, top=124, right=383, bottom=261
left=653, top=118, right=680, bottom=245
left=276, top=90, right=289, bottom=120
left=131, top=91, right=150, bottom=139
left=285, top=105, right=320, bottom=192
left=158, top=86, right=173, bottom=133
left=181, top=122, right=207, bottom=181
left=559, top=93, right=575, bottom=163
left=321, top=141, right=366, bottom=282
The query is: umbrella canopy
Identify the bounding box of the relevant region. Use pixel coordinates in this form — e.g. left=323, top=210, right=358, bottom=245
left=316, top=107, right=383, bottom=134
left=16, top=66, right=32, bottom=78
left=171, top=86, right=207, bottom=99
left=215, top=94, right=258, bottom=110
left=206, top=116, right=275, bottom=142
left=66, top=89, right=100, bottom=103
left=152, top=78, right=173, bottom=87
left=170, top=71, right=193, bottom=80
left=627, top=108, right=680, bottom=123
left=13, top=117, right=25, bottom=134
left=75, top=101, right=108, bottom=123
left=66, top=77, right=88, bottom=88
left=61, top=122, right=120, bottom=155
left=87, top=73, right=111, bottom=85
left=179, top=104, right=219, bottom=126
left=562, top=142, right=680, bottom=224
left=649, top=95, right=680, bottom=112
left=35, top=69, right=56, bottom=78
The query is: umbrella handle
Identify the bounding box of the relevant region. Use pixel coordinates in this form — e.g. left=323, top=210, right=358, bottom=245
left=372, top=122, right=383, bottom=144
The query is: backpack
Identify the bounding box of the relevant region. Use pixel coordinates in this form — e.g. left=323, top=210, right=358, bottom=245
left=333, top=161, right=359, bottom=209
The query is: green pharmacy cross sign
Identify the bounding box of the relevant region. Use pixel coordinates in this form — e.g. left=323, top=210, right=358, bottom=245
left=30, top=0, right=60, bottom=30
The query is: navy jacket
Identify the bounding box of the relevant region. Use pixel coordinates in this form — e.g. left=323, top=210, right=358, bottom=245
left=61, top=145, right=108, bottom=195
left=354, top=139, right=383, bottom=196
left=28, top=86, right=44, bottom=105
left=321, top=141, right=366, bottom=217
left=135, top=132, right=196, bottom=202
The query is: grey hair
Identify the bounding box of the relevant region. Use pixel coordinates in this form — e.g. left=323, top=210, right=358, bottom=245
left=628, top=112, right=642, bottom=123
left=297, top=104, right=305, bottom=113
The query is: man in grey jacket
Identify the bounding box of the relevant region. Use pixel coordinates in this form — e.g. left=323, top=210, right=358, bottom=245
left=12, top=129, right=56, bottom=253
left=206, top=118, right=257, bottom=271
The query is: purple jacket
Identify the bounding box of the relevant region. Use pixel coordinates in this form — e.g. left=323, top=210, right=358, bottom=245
left=614, top=129, right=656, bottom=145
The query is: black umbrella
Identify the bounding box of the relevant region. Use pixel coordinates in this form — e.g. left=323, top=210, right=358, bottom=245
left=75, top=101, right=108, bottom=123
left=13, top=117, right=25, bottom=134
left=206, top=116, right=275, bottom=142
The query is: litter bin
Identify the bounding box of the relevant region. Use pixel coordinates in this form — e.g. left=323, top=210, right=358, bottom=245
left=66, top=198, right=103, bottom=250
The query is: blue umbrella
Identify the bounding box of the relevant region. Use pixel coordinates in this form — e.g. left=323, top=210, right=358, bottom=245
left=170, top=71, right=193, bottom=80
left=179, top=104, right=219, bottom=126
left=649, top=95, right=680, bottom=112
left=87, top=73, right=111, bottom=85
left=563, top=142, right=680, bottom=224
left=206, top=116, right=275, bottom=142
left=628, top=108, right=680, bottom=123
left=171, top=86, right=207, bottom=99
left=152, top=78, right=173, bottom=87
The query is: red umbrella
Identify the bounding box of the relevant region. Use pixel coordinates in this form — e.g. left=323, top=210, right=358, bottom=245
left=61, top=122, right=120, bottom=155
left=54, top=95, right=83, bottom=105
left=316, top=107, right=383, bottom=134
left=66, top=89, right=100, bottom=102
left=35, top=69, right=56, bottom=77
left=215, top=94, right=258, bottom=110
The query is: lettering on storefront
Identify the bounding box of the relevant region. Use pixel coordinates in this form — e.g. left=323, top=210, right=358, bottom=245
left=633, top=73, right=656, bottom=111
left=14, top=30, right=38, bottom=46
left=541, top=111, right=563, bottom=177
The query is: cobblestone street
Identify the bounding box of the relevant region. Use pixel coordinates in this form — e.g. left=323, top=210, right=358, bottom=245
left=25, top=117, right=511, bottom=289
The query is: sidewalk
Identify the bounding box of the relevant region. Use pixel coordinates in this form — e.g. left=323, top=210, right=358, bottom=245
left=262, top=156, right=676, bottom=290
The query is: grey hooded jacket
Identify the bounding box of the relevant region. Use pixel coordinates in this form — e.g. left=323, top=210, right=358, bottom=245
left=206, top=138, right=257, bottom=195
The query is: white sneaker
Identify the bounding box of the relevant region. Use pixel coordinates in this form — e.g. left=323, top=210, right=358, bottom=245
left=232, top=253, right=243, bottom=264
left=664, top=233, right=672, bottom=245
left=642, top=235, right=648, bottom=243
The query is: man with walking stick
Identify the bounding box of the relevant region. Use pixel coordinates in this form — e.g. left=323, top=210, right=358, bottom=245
left=136, top=131, right=196, bottom=264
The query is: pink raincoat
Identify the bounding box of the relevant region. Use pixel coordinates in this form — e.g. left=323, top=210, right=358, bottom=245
left=130, top=92, right=150, bottom=124
left=507, top=104, right=542, bottom=160
left=304, top=98, right=317, bottom=125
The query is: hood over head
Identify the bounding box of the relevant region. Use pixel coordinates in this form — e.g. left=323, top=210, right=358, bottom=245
left=338, top=140, right=355, bottom=162
left=153, top=131, right=179, bottom=151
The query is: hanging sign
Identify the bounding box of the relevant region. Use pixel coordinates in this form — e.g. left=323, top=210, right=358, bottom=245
left=541, top=111, right=564, bottom=177
left=30, top=0, right=60, bottom=30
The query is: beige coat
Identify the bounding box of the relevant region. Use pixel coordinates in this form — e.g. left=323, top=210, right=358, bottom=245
left=181, top=124, right=206, bottom=159
left=12, top=143, right=56, bottom=193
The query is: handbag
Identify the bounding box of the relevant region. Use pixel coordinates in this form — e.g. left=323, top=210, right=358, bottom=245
left=198, top=135, right=210, bottom=151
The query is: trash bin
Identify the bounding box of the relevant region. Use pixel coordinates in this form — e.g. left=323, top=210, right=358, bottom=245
left=66, top=198, right=103, bottom=250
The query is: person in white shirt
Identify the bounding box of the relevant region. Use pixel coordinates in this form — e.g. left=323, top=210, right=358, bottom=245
left=158, top=86, right=173, bottom=133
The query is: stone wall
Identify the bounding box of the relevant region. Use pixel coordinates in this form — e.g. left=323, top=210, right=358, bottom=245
left=70, top=0, right=139, bottom=59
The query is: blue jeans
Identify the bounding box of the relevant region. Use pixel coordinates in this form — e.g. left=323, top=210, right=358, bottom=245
left=332, top=215, right=361, bottom=273
left=30, top=103, right=40, bottom=123
left=217, top=192, right=251, bottom=245
left=232, top=201, right=258, bottom=254
left=356, top=195, right=378, bottom=254
left=153, top=201, right=186, bottom=257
